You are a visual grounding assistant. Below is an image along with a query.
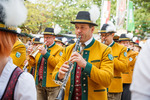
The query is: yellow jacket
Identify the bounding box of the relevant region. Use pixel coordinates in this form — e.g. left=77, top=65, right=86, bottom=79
left=52, top=39, right=114, bottom=100
left=108, top=42, right=128, bottom=93
left=122, top=49, right=137, bottom=83
left=29, top=42, right=63, bottom=87
left=10, top=40, right=26, bottom=69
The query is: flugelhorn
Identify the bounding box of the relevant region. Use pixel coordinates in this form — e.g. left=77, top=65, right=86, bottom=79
left=23, top=42, right=47, bottom=71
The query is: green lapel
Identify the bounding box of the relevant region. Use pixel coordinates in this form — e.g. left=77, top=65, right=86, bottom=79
left=109, top=41, right=115, bottom=47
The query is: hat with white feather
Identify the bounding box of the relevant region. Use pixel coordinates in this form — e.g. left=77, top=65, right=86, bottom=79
left=0, top=0, right=27, bottom=34
left=71, top=5, right=100, bottom=26
left=119, top=33, right=133, bottom=41
left=44, top=24, right=61, bottom=35
left=100, top=21, right=116, bottom=33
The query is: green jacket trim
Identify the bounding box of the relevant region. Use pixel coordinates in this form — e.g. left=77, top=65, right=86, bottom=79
left=42, top=58, right=47, bottom=87
left=55, top=72, right=59, bottom=80
left=114, top=76, right=121, bottom=78
left=85, top=38, right=95, bottom=49
left=83, top=62, right=92, bottom=77
left=81, top=50, right=90, bottom=100
left=109, top=41, right=115, bottom=47
left=94, top=89, right=105, bottom=92
left=48, top=42, right=55, bottom=49
left=127, top=48, right=130, bottom=52
left=43, top=51, right=50, bottom=60
left=91, top=60, right=100, bottom=63
left=68, top=62, right=76, bottom=100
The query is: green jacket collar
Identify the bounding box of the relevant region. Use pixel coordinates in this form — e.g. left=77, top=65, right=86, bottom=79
left=84, top=38, right=95, bottom=49
left=127, top=48, right=130, bottom=52
left=48, top=42, right=55, bottom=49
left=109, top=41, right=115, bottom=47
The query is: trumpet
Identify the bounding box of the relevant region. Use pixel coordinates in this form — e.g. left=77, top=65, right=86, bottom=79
left=23, top=42, right=47, bottom=71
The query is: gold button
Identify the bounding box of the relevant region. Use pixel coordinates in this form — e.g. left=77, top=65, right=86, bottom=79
left=83, top=84, right=86, bottom=86
left=84, top=90, right=86, bottom=93
left=83, top=78, right=86, bottom=80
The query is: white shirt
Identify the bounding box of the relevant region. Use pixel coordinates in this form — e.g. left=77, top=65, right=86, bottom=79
left=130, top=39, right=150, bottom=100
left=84, top=36, right=93, bottom=46
left=0, top=57, right=37, bottom=100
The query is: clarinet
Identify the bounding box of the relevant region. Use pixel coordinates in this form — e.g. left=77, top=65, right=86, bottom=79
left=55, top=36, right=81, bottom=100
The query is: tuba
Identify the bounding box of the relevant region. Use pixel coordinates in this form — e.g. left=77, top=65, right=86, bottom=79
left=23, top=42, right=47, bottom=71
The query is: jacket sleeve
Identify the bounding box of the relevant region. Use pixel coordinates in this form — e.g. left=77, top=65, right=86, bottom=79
left=10, top=44, right=26, bottom=69
left=114, top=47, right=128, bottom=73
left=82, top=47, right=114, bottom=87
left=52, top=48, right=67, bottom=81
left=43, top=47, right=63, bottom=68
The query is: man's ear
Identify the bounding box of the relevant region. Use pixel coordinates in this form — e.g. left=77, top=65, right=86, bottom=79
left=112, top=33, right=115, bottom=37
left=91, top=26, right=95, bottom=33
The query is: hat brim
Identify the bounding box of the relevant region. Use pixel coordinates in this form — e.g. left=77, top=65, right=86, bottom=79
left=0, top=27, right=23, bottom=36
left=71, top=21, right=98, bottom=26
left=118, top=38, right=131, bottom=41
left=43, top=32, right=56, bottom=36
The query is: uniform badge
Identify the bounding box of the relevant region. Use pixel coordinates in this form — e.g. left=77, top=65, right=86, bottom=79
left=129, top=57, right=133, bottom=61
left=16, top=52, right=21, bottom=58
left=124, top=52, right=127, bottom=57
left=108, top=54, right=113, bottom=61
left=59, top=52, right=63, bottom=56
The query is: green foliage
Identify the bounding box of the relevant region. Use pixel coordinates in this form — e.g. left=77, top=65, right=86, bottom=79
left=23, top=0, right=150, bottom=37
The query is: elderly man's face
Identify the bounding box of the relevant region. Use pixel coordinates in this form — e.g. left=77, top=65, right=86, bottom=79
left=75, top=23, right=94, bottom=43
left=44, top=35, right=55, bottom=46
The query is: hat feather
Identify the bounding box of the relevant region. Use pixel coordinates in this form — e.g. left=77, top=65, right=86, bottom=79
left=89, top=5, right=100, bottom=23
left=54, top=24, right=61, bottom=35
left=126, top=33, right=133, bottom=39
left=0, top=0, right=27, bottom=27
left=106, top=21, right=116, bottom=33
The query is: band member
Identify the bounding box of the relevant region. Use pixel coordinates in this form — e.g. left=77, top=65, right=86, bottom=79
left=52, top=5, right=114, bottom=100
left=0, top=0, right=36, bottom=100
left=10, top=39, right=26, bottom=69
left=119, top=34, right=137, bottom=100
left=28, top=28, right=63, bottom=100
left=100, top=22, right=128, bottom=100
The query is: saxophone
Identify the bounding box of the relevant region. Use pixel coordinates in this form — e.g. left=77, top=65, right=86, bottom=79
left=55, top=36, right=81, bottom=100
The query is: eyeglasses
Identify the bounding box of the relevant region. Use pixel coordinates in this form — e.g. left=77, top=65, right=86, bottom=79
left=100, top=33, right=112, bottom=38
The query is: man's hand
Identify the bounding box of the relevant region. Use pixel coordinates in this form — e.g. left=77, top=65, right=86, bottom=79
left=38, top=46, right=47, bottom=55
left=69, top=51, right=87, bottom=68
left=27, top=45, right=33, bottom=54
left=58, top=61, right=69, bottom=80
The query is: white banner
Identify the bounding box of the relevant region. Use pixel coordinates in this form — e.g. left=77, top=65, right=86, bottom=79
left=116, top=0, right=127, bottom=29
left=100, top=0, right=111, bottom=28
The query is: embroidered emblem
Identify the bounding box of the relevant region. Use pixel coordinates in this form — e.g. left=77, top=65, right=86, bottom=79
left=59, top=52, right=63, bottom=56
left=129, top=57, right=133, bottom=61
left=108, top=54, right=113, bottom=61
left=124, top=52, right=127, bottom=57
left=16, top=52, right=21, bottom=58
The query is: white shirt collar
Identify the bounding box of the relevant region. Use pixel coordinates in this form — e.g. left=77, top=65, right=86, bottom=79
left=84, top=36, right=93, bottom=46
left=108, top=40, right=114, bottom=47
